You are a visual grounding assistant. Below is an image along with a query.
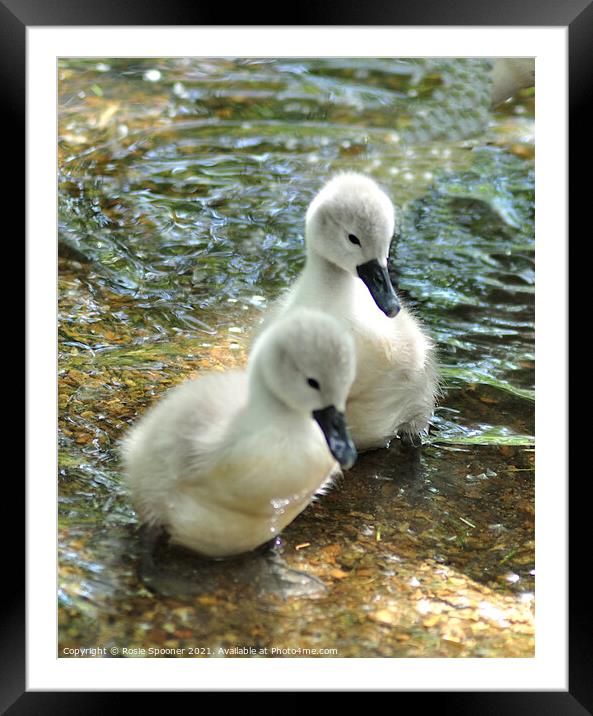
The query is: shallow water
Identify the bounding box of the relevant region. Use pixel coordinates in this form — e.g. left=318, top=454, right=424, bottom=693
left=58, top=58, right=534, bottom=658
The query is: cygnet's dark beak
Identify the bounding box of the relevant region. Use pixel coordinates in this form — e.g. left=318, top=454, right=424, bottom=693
left=312, top=405, right=357, bottom=470
left=356, top=259, right=400, bottom=317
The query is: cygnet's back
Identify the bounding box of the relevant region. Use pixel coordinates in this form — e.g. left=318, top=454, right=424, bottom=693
left=122, top=370, right=248, bottom=524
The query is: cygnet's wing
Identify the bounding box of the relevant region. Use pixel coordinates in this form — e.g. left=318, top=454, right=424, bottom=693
left=122, top=370, right=249, bottom=487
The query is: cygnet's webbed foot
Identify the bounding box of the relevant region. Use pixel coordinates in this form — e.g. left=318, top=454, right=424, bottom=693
left=204, top=535, right=282, bottom=562
left=398, top=431, right=423, bottom=448
left=138, top=523, right=168, bottom=575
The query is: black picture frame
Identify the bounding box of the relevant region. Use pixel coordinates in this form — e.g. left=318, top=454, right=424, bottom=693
left=13, top=0, right=585, bottom=708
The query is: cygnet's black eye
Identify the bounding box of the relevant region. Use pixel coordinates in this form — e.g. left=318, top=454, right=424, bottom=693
left=348, top=234, right=361, bottom=245
left=307, top=378, right=320, bottom=390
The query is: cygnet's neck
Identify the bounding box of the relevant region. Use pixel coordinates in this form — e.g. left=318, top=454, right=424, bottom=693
left=238, top=360, right=305, bottom=432
left=295, top=247, right=355, bottom=311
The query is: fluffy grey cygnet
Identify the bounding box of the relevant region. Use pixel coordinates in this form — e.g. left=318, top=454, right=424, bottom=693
left=121, top=308, right=356, bottom=558
left=263, top=172, right=439, bottom=450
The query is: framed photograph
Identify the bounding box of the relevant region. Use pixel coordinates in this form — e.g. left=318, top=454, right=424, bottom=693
left=14, top=0, right=584, bottom=708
